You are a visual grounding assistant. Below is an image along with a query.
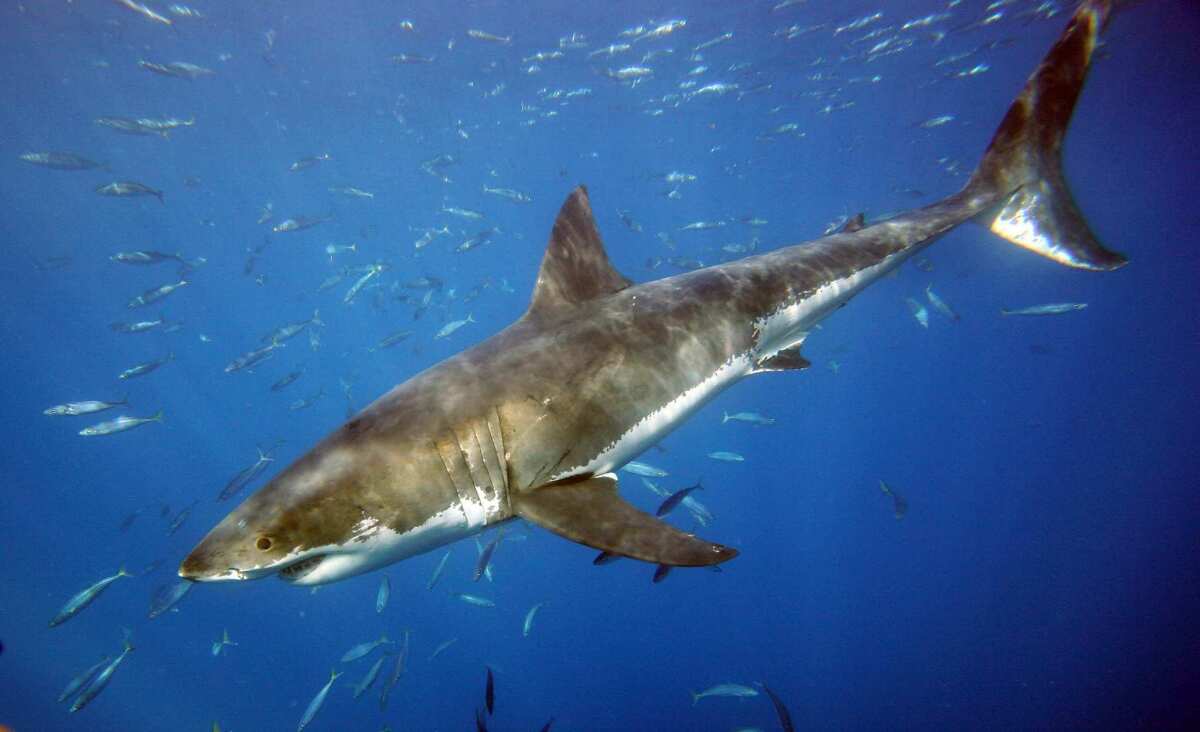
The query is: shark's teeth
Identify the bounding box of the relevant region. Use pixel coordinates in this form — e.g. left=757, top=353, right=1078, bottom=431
left=277, top=555, right=324, bottom=581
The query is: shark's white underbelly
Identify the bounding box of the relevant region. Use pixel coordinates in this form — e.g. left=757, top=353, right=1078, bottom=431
left=549, top=251, right=905, bottom=485
left=551, top=352, right=755, bottom=482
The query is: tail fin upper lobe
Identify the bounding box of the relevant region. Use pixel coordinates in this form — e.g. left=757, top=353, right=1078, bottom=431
left=967, top=0, right=1127, bottom=271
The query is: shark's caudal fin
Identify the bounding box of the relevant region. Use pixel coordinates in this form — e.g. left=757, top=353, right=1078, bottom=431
left=965, top=0, right=1126, bottom=271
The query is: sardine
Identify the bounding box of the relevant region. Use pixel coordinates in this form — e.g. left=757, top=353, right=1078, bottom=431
left=19, top=152, right=104, bottom=170
left=58, top=656, right=111, bottom=704
left=44, top=398, right=126, bottom=416
left=370, top=330, right=413, bottom=352
left=473, top=530, right=505, bottom=582
left=606, top=66, right=653, bottom=80
left=678, top=220, right=726, bottom=231
left=297, top=670, right=341, bottom=731
left=656, top=482, right=703, bottom=517
left=430, top=637, right=459, bottom=660
left=690, top=683, right=759, bottom=704
left=522, top=602, right=546, bottom=637
left=119, top=353, right=174, bottom=380
left=376, top=576, right=390, bottom=614
left=110, top=316, right=166, bottom=334
left=211, top=628, right=237, bottom=656
left=138, top=60, right=214, bottom=79
left=289, top=153, right=331, bottom=172
left=165, top=501, right=197, bottom=537
left=128, top=280, right=187, bottom=308
left=329, top=186, right=375, bottom=198
left=721, top=411, right=775, bottom=425
left=344, top=264, right=387, bottom=305
left=112, top=0, right=173, bottom=26
left=289, top=388, right=324, bottom=411
left=218, top=446, right=277, bottom=502
left=1000, top=302, right=1087, bottom=316
left=78, top=411, right=163, bottom=436
left=925, top=284, right=960, bottom=321
left=683, top=495, right=714, bottom=527
left=50, top=568, right=131, bottom=626
left=879, top=480, right=908, bottom=519
left=482, top=185, right=531, bottom=203
left=622, top=460, right=668, bottom=477
left=467, top=29, right=512, bottom=45
left=453, top=593, right=495, bottom=608
left=147, top=580, right=193, bottom=619
left=225, top=342, right=283, bottom=373
left=352, top=654, right=387, bottom=699
left=96, top=181, right=163, bottom=204
left=485, top=666, right=495, bottom=715
left=392, top=53, right=435, bottom=64
left=112, top=251, right=204, bottom=271
left=69, top=639, right=134, bottom=713
left=435, top=314, right=475, bottom=339
left=378, top=629, right=409, bottom=709
left=341, top=635, right=390, bottom=663
left=706, top=451, right=744, bottom=462
left=919, top=114, right=956, bottom=129
left=906, top=297, right=930, bottom=328
left=427, top=551, right=451, bottom=590
left=271, top=370, right=303, bottom=392
left=273, top=215, right=331, bottom=233
left=442, top=205, right=484, bottom=219
left=261, top=310, right=323, bottom=345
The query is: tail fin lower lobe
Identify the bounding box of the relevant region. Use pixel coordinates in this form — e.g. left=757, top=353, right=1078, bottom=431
left=966, top=0, right=1127, bottom=271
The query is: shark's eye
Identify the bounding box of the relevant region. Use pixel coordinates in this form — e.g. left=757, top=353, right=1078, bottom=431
left=256, top=536, right=274, bottom=551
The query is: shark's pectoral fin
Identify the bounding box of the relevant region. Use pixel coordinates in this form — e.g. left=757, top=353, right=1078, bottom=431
left=754, top=347, right=811, bottom=373
left=514, top=473, right=737, bottom=567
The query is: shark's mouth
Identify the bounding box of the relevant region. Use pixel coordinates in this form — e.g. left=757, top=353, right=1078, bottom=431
left=277, top=554, right=326, bottom=582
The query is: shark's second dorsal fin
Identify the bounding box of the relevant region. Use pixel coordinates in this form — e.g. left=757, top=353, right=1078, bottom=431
left=527, top=186, right=632, bottom=318
left=839, top=213, right=866, bottom=233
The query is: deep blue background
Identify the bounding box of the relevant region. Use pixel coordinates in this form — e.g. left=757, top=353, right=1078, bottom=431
left=1, top=1, right=1198, bottom=730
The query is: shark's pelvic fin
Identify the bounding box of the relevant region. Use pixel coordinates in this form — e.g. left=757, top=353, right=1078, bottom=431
left=514, top=473, right=737, bottom=567
left=966, top=0, right=1125, bottom=271
left=526, top=186, right=633, bottom=317
left=755, top=347, right=812, bottom=373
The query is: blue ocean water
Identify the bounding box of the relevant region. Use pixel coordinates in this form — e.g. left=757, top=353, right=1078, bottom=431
left=2, top=1, right=1198, bottom=730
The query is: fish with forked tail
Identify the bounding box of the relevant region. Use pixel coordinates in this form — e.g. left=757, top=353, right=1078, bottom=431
left=180, top=2, right=1129, bottom=590
left=1001, top=302, right=1088, bottom=316
left=96, top=181, right=163, bottom=204
left=20, top=152, right=105, bottom=170
left=79, top=411, right=162, bottom=436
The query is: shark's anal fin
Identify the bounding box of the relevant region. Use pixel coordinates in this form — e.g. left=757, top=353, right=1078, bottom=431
left=755, top=347, right=811, bottom=373
left=526, top=186, right=633, bottom=318
left=514, top=474, right=737, bottom=567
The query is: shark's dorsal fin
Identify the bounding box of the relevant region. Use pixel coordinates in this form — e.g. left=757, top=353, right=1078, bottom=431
left=515, top=473, right=737, bottom=567
left=527, top=186, right=632, bottom=317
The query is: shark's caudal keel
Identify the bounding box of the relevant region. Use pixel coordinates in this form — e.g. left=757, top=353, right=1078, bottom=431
left=181, top=1, right=1125, bottom=587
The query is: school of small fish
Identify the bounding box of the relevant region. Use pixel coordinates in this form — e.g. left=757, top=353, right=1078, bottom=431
left=25, top=1, right=1090, bottom=729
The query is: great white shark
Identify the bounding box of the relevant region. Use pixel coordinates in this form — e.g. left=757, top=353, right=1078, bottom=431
left=182, top=0, right=1126, bottom=586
